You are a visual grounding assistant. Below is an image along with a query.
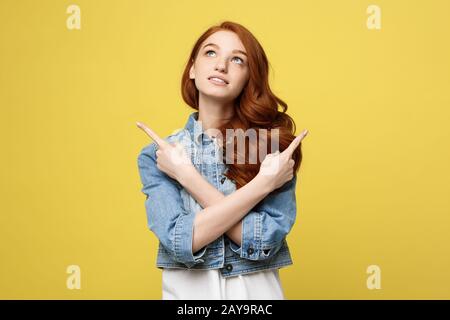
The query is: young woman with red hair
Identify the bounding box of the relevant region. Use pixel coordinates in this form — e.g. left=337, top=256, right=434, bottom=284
left=137, top=21, right=308, bottom=299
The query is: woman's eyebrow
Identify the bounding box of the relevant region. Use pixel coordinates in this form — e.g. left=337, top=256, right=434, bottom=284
left=203, top=43, right=247, bottom=56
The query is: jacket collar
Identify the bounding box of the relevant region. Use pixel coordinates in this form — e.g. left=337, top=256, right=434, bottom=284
left=184, top=111, right=212, bottom=145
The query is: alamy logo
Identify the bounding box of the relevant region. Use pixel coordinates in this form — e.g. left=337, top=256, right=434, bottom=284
left=168, top=120, right=282, bottom=174
left=66, top=5, right=81, bottom=30
left=66, top=265, right=81, bottom=290
left=366, top=5, right=381, bottom=30
left=366, top=265, right=382, bottom=290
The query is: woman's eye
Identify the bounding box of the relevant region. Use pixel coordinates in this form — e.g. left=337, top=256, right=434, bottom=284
left=232, top=57, right=244, bottom=64
left=205, top=50, right=244, bottom=65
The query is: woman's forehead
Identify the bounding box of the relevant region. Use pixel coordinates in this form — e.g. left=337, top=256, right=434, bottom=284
left=203, top=31, right=246, bottom=52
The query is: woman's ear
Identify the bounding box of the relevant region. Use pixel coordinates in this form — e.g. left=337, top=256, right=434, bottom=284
left=189, top=64, right=195, bottom=79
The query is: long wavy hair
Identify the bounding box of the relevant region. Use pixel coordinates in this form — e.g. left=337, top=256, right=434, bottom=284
left=181, top=21, right=302, bottom=189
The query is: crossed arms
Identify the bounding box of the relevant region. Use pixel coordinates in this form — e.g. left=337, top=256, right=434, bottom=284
left=137, top=142, right=298, bottom=268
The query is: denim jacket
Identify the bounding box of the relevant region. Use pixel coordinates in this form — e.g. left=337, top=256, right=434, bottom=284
left=137, top=111, right=298, bottom=278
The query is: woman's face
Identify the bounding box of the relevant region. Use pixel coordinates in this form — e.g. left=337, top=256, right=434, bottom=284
left=190, top=30, right=250, bottom=103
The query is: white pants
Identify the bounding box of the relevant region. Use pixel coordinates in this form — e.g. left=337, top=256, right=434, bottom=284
left=162, top=268, right=285, bottom=300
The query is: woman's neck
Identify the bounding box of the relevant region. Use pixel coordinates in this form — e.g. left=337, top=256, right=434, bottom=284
left=197, top=94, right=235, bottom=131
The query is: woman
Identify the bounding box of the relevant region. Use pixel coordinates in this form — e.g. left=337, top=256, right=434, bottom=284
left=137, top=21, right=308, bottom=300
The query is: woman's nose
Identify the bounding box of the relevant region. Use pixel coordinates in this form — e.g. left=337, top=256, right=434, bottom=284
left=215, top=60, right=227, bottom=72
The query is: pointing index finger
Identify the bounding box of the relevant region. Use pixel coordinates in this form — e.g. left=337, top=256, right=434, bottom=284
left=136, top=121, right=169, bottom=149
left=282, top=129, right=309, bottom=157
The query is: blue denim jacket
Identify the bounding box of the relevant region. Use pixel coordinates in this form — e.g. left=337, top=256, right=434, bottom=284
left=137, top=111, right=298, bottom=277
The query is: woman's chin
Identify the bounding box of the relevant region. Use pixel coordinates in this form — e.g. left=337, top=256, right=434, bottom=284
left=200, top=90, right=234, bottom=101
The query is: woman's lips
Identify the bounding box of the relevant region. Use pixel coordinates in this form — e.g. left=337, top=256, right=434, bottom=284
left=208, top=77, right=228, bottom=86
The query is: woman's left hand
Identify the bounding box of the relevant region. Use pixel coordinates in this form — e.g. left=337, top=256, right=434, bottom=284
left=136, top=121, right=194, bottom=181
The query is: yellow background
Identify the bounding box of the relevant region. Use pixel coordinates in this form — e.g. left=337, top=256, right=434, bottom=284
left=1, top=0, right=449, bottom=299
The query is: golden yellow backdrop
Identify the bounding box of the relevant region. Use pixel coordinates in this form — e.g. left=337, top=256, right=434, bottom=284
left=1, top=0, right=449, bottom=299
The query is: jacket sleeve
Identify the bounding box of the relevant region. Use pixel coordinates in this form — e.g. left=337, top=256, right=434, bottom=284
left=137, top=142, right=207, bottom=268
left=228, top=175, right=298, bottom=261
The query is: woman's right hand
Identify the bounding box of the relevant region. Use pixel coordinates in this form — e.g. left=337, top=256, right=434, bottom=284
left=257, top=129, right=309, bottom=191
left=136, top=121, right=195, bottom=182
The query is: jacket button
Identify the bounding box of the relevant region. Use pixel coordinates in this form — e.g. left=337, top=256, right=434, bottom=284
left=225, top=264, right=233, bottom=271
left=247, top=247, right=254, bottom=255
left=220, top=177, right=226, bottom=184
